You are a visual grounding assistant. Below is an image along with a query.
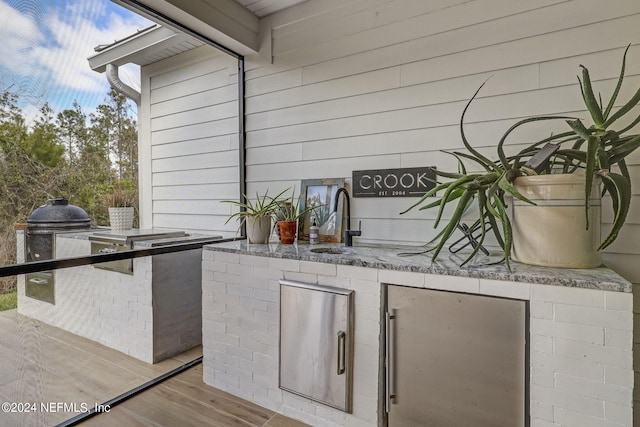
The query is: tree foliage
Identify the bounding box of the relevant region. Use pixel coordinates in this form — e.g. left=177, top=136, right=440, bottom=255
left=0, top=85, right=138, bottom=292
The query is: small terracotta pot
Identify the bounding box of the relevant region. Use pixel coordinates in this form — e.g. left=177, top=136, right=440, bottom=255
left=278, top=221, right=297, bottom=244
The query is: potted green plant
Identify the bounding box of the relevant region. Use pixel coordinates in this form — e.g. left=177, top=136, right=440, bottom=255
left=222, top=189, right=288, bottom=244
left=402, top=46, right=640, bottom=270
left=275, top=190, right=321, bottom=244
left=105, top=186, right=136, bottom=231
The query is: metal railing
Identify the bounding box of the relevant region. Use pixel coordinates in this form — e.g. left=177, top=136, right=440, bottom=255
left=0, top=237, right=238, bottom=278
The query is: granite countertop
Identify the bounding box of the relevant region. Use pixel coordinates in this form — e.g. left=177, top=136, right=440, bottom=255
left=205, top=240, right=632, bottom=293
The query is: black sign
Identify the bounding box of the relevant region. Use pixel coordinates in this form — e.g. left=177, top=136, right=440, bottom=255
left=352, top=167, right=436, bottom=197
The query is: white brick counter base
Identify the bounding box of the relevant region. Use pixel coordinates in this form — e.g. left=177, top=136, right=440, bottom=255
left=202, top=248, right=633, bottom=427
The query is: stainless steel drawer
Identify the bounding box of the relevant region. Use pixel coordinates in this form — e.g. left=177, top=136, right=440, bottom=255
left=279, top=280, right=354, bottom=413
left=25, top=272, right=55, bottom=304
left=90, top=239, right=132, bottom=274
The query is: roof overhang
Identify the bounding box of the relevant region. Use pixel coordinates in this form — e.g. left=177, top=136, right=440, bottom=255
left=112, top=0, right=260, bottom=56
left=88, top=25, right=204, bottom=72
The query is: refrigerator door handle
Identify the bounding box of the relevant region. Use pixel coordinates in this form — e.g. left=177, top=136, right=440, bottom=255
left=337, top=330, right=346, bottom=375
left=385, top=310, right=396, bottom=413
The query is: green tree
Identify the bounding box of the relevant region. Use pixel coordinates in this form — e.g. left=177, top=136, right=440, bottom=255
left=24, top=103, right=65, bottom=167
left=0, top=85, right=139, bottom=290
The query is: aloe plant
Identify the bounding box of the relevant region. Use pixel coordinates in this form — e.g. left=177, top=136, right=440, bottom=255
left=402, top=46, right=639, bottom=270
left=222, top=188, right=289, bottom=231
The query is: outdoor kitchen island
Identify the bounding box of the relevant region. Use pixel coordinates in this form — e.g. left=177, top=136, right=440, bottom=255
left=17, top=229, right=219, bottom=363
left=202, top=241, right=633, bottom=427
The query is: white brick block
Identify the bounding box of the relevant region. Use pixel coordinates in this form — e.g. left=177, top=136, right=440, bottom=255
left=268, top=257, right=300, bottom=272
left=249, top=269, right=283, bottom=284
left=554, top=304, right=633, bottom=331
left=479, top=279, right=530, bottom=299
left=530, top=318, right=604, bottom=345
left=254, top=289, right=279, bottom=303
left=530, top=384, right=604, bottom=418
left=531, top=284, right=604, bottom=307
left=240, top=271, right=270, bottom=289
left=316, top=405, right=346, bottom=425
left=531, top=351, right=603, bottom=382
left=317, top=275, right=351, bottom=287
left=354, top=292, right=380, bottom=310
left=554, top=338, right=632, bottom=369
left=350, top=395, right=377, bottom=423
left=202, top=249, right=214, bottom=261
left=605, top=291, right=633, bottom=311
left=240, top=254, right=269, bottom=267
left=283, top=271, right=318, bottom=283
left=336, top=265, right=378, bottom=281
left=423, top=274, right=479, bottom=293
left=226, top=262, right=242, bottom=275
left=530, top=419, right=561, bottom=427
left=531, top=301, right=553, bottom=319
left=604, top=365, right=634, bottom=388
left=214, top=332, right=240, bottom=347
left=378, top=269, right=424, bottom=287
left=227, top=283, right=254, bottom=298
left=354, top=305, right=380, bottom=324
left=267, top=387, right=283, bottom=404
left=301, top=260, right=337, bottom=276
left=213, top=271, right=241, bottom=285
left=214, top=251, right=240, bottom=264
left=530, top=401, right=554, bottom=422
left=349, top=279, right=380, bottom=295
left=555, top=373, right=632, bottom=404
left=605, top=328, right=633, bottom=349
left=531, top=334, right=553, bottom=354
left=283, top=392, right=317, bottom=415
left=553, top=407, right=623, bottom=427
left=226, top=344, right=253, bottom=361
left=604, top=401, right=633, bottom=425
left=531, top=367, right=555, bottom=387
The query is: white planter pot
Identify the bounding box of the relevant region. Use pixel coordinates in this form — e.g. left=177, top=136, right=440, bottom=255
left=246, top=216, right=272, bottom=244
left=109, top=207, right=134, bottom=232
left=511, top=174, right=601, bottom=268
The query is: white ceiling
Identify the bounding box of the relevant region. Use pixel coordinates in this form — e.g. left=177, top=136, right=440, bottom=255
left=233, top=0, right=308, bottom=17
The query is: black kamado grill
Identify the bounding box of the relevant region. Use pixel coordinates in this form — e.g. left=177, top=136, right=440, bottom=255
left=25, top=197, right=91, bottom=304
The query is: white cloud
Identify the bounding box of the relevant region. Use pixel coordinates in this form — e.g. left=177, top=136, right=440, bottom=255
left=0, top=1, right=42, bottom=75
left=0, top=0, right=150, bottom=113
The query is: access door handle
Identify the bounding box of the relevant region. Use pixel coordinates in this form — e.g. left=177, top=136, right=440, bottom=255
left=28, top=278, right=48, bottom=285
left=98, top=248, right=117, bottom=254
left=385, top=310, right=397, bottom=412
left=337, top=330, right=346, bottom=375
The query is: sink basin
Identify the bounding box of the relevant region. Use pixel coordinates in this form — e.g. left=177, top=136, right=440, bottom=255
left=310, top=247, right=346, bottom=255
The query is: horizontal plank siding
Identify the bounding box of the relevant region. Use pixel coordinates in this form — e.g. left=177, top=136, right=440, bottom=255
left=144, top=47, right=240, bottom=236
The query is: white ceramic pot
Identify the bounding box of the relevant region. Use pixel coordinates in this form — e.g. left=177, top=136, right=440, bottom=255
left=246, top=215, right=272, bottom=244
left=109, top=207, right=134, bottom=232
left=511, top=174, right=601, bottom=268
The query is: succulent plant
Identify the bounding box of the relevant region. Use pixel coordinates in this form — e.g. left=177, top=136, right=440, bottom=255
left=402, top=45, right=640, bottom=270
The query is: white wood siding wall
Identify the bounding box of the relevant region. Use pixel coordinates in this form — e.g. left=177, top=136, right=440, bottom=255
left=141, top=45, right=240, bottom=237
left=241, top=0, right=640, bottom=281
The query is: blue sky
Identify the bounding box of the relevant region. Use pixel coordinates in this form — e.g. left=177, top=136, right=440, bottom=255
left=0, top=0, right=151, bottom=123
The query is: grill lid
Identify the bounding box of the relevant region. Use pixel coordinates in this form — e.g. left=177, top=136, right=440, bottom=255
left=28, top=197, right=91, bottom=225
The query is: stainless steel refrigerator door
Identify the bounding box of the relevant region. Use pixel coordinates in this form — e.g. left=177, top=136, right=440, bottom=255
left=387, top=285, right=527, bottom=427
left=279, top=280, right=354, bottom=412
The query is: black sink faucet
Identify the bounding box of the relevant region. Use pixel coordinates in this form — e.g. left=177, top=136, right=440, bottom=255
left=333, top=187, right=362, bottom=247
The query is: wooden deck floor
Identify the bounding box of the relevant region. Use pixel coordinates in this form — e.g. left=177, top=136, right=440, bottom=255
left=0, top=310, right=307, bottom=427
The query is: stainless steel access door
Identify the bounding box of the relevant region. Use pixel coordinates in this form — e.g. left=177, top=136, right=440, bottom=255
left=386, top=285, right=527, bottom=427
left=279, top=280, right=354, bottom=413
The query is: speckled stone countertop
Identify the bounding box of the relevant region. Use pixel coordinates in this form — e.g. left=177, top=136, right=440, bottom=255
left=205, top=240, right=632, bottom=293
